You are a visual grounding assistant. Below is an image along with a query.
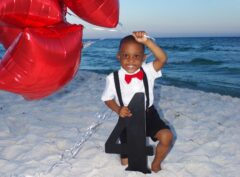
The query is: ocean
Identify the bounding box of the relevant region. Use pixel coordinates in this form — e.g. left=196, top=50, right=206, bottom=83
left=1, top=37, right=240, bottom=98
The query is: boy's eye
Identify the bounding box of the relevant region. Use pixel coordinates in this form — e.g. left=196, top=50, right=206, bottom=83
left=122, top=53, right=129, bottom=58
left=133, top=54, right=140, bottom=59
left=121, top=53, right=141, bottom=59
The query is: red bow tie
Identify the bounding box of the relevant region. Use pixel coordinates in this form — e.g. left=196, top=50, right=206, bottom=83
left=125, top=70, right=144, bottom=84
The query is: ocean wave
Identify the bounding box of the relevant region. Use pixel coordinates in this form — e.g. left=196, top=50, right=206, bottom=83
left=219, top=67, right=240, bottom=74
left=162, top=45, right=196, bottom=52
left=162, top=45, right=240, bottom=52
left=161, top=44, right=223, bottom=52
left=158, top=75, right=240, bottom=98
left=190, top=58, right=223, bottom=65
left=80, top=68, right=113, bottom=75
left=168, top=58, right=223, bottom=65
left=212, top=46, right=240, bottom=52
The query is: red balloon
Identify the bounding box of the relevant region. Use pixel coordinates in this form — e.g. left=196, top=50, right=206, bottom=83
left=0, top=24, right=22, bottom=49
left=0, top=0, right=119, bottom=100
left=63, top=0, right=119, bottom=28
left=0, top=23, right=83, bottom=100
left=0, top=0, right=63, bottom=27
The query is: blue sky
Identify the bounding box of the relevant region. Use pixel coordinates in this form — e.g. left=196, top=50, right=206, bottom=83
left=66, top=0, right=240, bottom=38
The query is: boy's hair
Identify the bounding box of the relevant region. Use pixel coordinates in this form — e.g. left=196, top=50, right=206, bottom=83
left=119, top=35, right=145, bottom=52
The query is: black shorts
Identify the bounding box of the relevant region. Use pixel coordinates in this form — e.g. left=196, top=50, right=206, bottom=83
left=146, top=105, right=170, bottom=141
left=120, top=105, right=170, bottom=158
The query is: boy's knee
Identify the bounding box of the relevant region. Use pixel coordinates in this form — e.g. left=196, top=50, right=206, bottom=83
left=155, top=129, right=173, bottom=146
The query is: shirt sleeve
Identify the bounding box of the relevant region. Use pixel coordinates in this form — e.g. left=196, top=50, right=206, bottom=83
left=143, top=62, right=162, bottom=79
left=101, top=73, right=116, bottom=102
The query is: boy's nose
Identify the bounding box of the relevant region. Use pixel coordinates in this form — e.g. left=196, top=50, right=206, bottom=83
left=128, top=57, right=134, bottom=63
left=128, top=55, right=136, bottom=61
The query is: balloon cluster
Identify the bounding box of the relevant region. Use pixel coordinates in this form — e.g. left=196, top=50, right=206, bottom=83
left=0, top=0, right=119, bottom=100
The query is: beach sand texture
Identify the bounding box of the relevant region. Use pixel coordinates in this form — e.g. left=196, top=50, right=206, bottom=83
left=0, top=71, right=239, bottom=177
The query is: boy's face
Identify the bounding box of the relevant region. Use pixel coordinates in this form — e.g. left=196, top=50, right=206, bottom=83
left=117, top=41, right=146, bottom=73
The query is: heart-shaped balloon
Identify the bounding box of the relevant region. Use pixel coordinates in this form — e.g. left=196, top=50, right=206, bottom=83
left=0, top=23, right=83, bottom=100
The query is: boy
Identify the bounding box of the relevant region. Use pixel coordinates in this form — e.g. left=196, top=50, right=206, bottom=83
left=101, top=31, right=173, bottom=173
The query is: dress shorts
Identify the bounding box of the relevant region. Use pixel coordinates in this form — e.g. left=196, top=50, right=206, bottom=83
left=146, top=105, right=170, bottom=141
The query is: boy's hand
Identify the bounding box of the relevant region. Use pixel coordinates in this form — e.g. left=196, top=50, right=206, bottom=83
left=132, top=31, right=148, bottom=44
left=118, top=106, right=132, bottom=118
left=133, top=31, right=167, bottom=72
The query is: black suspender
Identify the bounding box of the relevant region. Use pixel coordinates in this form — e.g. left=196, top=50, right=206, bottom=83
left=141, top=68, right=150, bottom=109
left=113, top=71, right=124, bottom=107
left=113, top=67, right=150, bottom=108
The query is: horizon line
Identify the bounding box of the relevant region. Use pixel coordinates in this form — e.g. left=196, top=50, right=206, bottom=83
left=83, top=35, right=240, bottom=40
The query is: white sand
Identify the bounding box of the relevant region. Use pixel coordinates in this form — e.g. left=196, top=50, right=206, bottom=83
left=0, top=71, right=239, bottom=177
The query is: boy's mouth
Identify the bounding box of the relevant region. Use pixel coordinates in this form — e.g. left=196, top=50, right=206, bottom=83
left=127, top=65, right=134, bottom=69
left=124, top=64, right=139, bottom=73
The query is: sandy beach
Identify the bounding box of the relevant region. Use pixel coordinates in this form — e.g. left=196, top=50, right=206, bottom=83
left=0, top=70, right=240, bottom=177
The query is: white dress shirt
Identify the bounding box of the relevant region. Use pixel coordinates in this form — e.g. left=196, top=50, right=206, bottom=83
left=101, top=62, right=162, bottom=107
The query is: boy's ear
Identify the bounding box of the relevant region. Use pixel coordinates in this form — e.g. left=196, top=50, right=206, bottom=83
left=143, top=54, right=147, bottom=61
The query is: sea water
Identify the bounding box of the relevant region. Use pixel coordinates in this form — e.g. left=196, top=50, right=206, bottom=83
left=1, top=37, right=240, bottom=98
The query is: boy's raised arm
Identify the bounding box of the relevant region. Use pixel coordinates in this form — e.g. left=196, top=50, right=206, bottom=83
left=145, top=38, right=167, bottom=72
left=132, top=31, right=167, bottom=72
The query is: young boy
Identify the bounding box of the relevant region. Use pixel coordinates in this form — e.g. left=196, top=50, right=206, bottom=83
left=101, top=31, right=173, bottom=173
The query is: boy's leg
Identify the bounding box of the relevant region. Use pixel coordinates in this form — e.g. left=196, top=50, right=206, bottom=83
left=151, top=129, right=173, bottom=173
left=145, top=106, right=173, bottom=172
left=120, top=128, right=128, bottom=165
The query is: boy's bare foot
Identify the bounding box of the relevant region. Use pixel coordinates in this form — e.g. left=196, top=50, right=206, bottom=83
left=151, top=159, right=161, bottom=173
left=121, top=158, right=128, bottom=166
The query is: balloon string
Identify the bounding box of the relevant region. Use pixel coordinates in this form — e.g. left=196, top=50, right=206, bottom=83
left=67, top=11, right=154, bottom=39
left=144, top=34, right=156, bottom=41
left=67, top=11, right=156, bottom=51
left=66, top=11, right=119, bottom=49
